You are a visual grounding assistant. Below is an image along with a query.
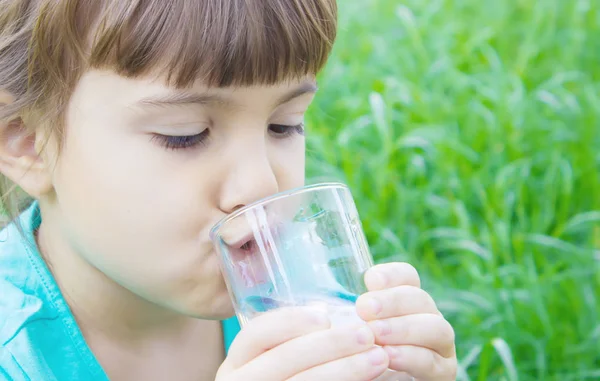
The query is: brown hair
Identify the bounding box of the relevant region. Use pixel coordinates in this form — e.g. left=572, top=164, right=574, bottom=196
left=0, top=0, right=337, bottom=224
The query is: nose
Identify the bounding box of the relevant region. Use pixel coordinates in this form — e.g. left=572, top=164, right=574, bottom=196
left=218, top=145, right=279, bottom=214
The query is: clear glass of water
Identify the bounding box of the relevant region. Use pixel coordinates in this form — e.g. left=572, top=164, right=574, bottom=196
left=210, top=182, right=374, bottom=327
left=210, top=182, right=403, bottom=380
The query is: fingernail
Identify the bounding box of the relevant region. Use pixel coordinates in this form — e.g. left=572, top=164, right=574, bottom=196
left=356, top=326, right=373, bottom=345
left=365, top=347, right=387, bottom=366
left=384, top=346, right=400, bottom=359
left=371, top=320, right=392, bottom=336
left=368, top=298, right=383, bottom=316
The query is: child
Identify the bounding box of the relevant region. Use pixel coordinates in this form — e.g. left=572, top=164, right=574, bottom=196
left=0, top=1, right=457, bottom=380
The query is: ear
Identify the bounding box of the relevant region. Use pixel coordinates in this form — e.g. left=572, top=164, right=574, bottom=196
left=0, top=93, right=53, bottom=198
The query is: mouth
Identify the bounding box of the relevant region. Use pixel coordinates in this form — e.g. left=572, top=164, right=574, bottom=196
left=225, top=232, right=271, bottom=288
left=229, top=233, right=278, bottom=263
left=228, top=231, right=258, bottom=251
left=231, top=237, right=262, bottom=260
left=220, top=218, right=283, bottom=258
left=215, top=214, right=287, bottom=289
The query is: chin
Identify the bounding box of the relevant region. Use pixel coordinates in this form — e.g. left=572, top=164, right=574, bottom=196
left=209, top=306, right=236, bottom=321
left=179, top=290, right=236, bottom=320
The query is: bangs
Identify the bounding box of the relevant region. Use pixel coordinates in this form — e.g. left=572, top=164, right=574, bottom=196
left=86, top=0, right=337, bottom=88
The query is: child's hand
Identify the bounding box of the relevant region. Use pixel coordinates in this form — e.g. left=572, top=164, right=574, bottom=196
left=356, top=263, right=457, bottom=381
left=217, top=307, right=390, bottom=381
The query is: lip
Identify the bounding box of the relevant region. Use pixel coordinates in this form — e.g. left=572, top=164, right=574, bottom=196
left=226, top=230, right=258, bottom=251
left=226, top=232, right=272, bottom=289
left=215, top=211, right=285, bottom=255
left=226, top=226, right=278, bottom=263
left=215, top=218, right=287, bottom=289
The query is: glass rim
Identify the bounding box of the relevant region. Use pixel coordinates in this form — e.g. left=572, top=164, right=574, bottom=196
left=209, top=182, right=349, bottom=240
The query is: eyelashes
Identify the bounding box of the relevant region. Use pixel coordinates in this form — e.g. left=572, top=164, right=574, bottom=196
left=268, top=123, right=305, bottom=139
left=152, top=123, right=305, bottom=150
left=151, top=129, right=210, bottom=150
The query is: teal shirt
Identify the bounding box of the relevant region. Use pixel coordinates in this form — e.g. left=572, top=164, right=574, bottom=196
left=0, top=203, right=240, bottom=380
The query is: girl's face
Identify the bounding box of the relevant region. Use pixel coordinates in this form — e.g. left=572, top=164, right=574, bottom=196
left=43, top=70, right=316, bottom=319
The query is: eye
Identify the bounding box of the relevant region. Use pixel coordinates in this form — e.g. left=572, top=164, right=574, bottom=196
left=268, top=123, right=305, bottom=138
left=151, top=129, right=210, bottom=150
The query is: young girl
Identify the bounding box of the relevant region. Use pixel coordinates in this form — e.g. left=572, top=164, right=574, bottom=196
left=0, top=1, right=457, bottom=380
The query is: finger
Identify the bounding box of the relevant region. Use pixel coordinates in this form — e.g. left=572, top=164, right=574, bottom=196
left=364, top=262, right=420, bottom=291
left=239, top=323, right=377, bottom=380
left=372, top=370, right=414, bottom=381
left=287, top=347, right=389, bottom=381
left=384, top=345, right=458, bottom=381
left=225, top=306, right=330, bottom=368
left=368, top=314, right=456, bottom=358
left=356, top=286, right=439, bottom=321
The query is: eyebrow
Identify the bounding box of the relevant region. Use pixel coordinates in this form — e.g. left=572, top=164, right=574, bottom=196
left=134, top=81, right=318, bottom=110
left=275, top=81, right=318, bottom=105
left=135, top=93, right=228, bottom=109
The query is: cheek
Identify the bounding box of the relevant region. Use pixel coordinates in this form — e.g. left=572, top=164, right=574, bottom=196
left=55, top=117, right=214, bottom=226
left=54, top=129, right=172, bottom=228
left=50, top=118, right=220, bottom=290
left=272, top=138, right=306, bottom=190
left=50, top=133, right=229, bottom=313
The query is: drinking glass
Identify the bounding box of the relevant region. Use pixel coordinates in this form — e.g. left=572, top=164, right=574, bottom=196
left=210, top=183, right=404, bottom=380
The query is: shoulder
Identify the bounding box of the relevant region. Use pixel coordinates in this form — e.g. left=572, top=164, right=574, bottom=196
left=0, top=212, right=57, bottom=381
left=0, top=206, right=109, bottom=381
left=0, top=257, right=37, bottom=381
left=0, top=220, right=51, bottom=346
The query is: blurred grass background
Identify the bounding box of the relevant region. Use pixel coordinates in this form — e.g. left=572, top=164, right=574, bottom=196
left=306, top=0, right=600, bottom=380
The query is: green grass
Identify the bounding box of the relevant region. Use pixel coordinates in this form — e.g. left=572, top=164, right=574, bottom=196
left=306, top=1, right=600, bottom=380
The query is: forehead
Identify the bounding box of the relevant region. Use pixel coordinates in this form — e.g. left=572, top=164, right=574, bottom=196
left=70, top=70, right=317, bottom=112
